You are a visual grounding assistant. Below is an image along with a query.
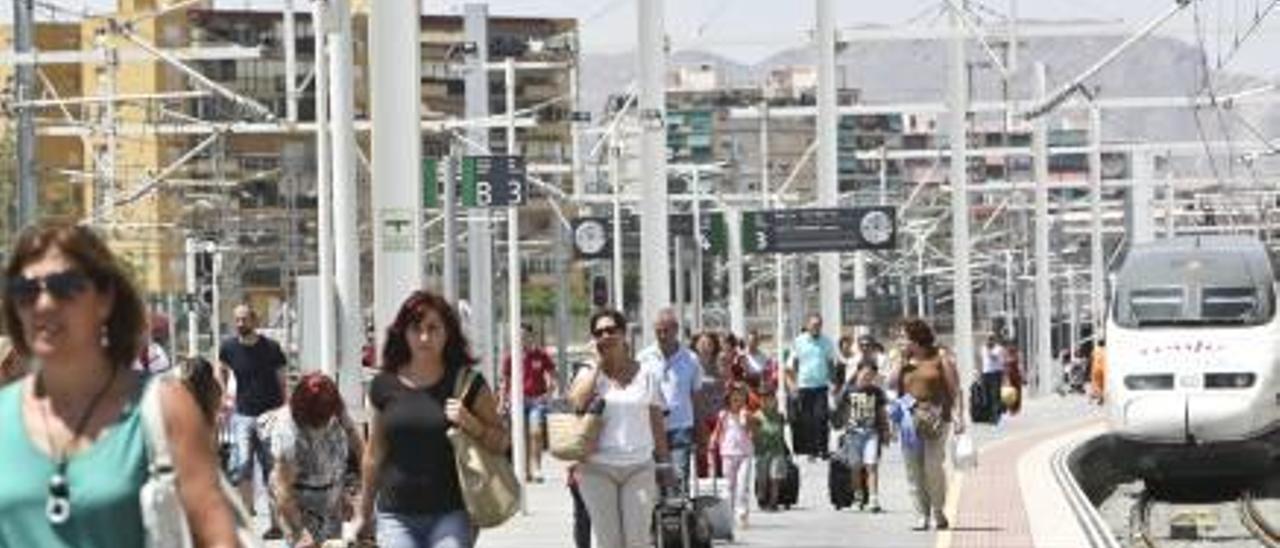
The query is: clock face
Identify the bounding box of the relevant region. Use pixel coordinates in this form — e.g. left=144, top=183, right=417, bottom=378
left=575, top=220, right=608, bottom=255
left=860, top=210, right=894, bottom=246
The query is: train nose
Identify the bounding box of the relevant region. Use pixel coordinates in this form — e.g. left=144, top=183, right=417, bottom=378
left=1122, top=394, right=1188, bottom=442
left=1187, top=393, right=1264, bottom=442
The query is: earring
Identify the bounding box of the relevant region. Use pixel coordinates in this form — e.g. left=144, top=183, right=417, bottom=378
left=99, top=325, right=109, bottom=348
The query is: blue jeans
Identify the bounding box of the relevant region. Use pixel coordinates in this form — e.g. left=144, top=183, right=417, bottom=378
left=375, top=510, right=472, bottom=548
left=666, top=427, right=695, bottom=495
left=228, top=413, right=272, bottom=485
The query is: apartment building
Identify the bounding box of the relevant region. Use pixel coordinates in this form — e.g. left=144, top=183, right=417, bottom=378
left=6, top=1, right=579, bottom=324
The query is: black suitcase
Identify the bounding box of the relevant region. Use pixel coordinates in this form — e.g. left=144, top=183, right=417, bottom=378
left=653, top=496, right=712, bottom=548
left=969, top=381, right=992, bottom=424
left=828, top=459, right=856, bottom=509
left=754, top=455, right=800, bottom=511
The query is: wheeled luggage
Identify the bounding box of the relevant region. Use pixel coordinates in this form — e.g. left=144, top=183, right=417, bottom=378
left=652, top=495, right=712, bottom=548
left=828, top=459, right=856, bottom=510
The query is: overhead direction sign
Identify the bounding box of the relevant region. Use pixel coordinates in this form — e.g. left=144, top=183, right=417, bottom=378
left=669, top=212, right=727, bottom=255
left=572, top=212, right=730, bottom=259
left=742, top=206, right=897, bottom=254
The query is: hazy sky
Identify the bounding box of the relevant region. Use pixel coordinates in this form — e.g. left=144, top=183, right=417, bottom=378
left=455, top=0, right=1280, bottom=78
left=29, top=0, right=1280, bottom=77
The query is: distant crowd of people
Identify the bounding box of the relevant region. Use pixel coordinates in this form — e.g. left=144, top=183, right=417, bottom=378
left=0, top=219, right=1021, bottom=548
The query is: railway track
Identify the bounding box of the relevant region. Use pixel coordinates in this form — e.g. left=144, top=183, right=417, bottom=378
left=1059, top=434, right=1279, bottom=548
left=1129, top=489, right=1278, bottom=548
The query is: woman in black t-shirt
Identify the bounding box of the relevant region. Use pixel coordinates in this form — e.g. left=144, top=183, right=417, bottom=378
left=352, top=290, right=508, bottom=547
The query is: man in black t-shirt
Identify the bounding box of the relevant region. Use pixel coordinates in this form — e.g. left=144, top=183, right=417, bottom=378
left=218, top=304, right=287, bottom=532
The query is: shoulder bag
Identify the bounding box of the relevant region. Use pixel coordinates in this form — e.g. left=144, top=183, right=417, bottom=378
left=138, top=379, right=261, bottom=548
left=447, top=368, right=521, bottom=529
left=546, top=397, right=603, bottom=462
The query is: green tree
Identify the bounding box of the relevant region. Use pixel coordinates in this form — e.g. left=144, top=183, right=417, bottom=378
left=521, top=285, right=557, bottom=336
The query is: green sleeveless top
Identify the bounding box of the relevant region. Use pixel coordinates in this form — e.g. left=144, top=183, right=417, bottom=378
left=0, top=376, right=147, bottom=548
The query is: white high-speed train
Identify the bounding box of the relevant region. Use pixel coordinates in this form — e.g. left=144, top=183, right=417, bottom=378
left=1106, top=235, right=1280, bottom=482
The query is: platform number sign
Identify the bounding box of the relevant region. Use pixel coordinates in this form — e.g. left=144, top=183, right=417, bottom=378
left=461, top=155, right=526, bottom=208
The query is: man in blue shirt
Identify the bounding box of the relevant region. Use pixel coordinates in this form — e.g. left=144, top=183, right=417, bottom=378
left=785, top=313, right=838, bottom=459
left=639, top=307, right=703, bottom=494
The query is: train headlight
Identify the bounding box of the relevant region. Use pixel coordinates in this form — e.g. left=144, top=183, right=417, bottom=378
left=1204, top=373, right=1257, bottom=389
left=1124, top=374, right=1175, bottom=390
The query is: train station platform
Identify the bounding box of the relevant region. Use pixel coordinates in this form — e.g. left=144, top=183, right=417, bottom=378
left=476, top=393, right=1107, bottom=548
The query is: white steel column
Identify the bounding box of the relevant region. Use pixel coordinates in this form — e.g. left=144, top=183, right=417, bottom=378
left=283, top=0, right=298, bottom=123
left=210, top=244, right=222, bottom=350
left=14, top=0, right=36, bottom=226
left=1033, top=62, right=1054, bottom=396
left=637, top=0, right=671, bottom=346
left=366, top=0, right=419, bottom=409
left=313, top=0, right=336, bottom=375
left=503, top=57, right=528, bottom=509
left=692, top=171, right=704, bottom=333
left=465, top=4, right=495, bottom=378
left=1089, top=105, right=1105, bottom=334
left=185, top=237, right=199, bottom=357
left=1128, top=150, right=1155, bottom=245
left=569, top=62, right=585, bottom=199
left=1068, top=268, right=1080, bottom=358
left=763, top=99, right=786, bottom=359
left=610, top=138, right=625, bottom=312
left=948, top=2, right=976, bottom=387
left=816, top=0, right=842, bottom=339
left=1164, top=159, right=1175, bottom=238
left=728, top=208, right=746, bottom=336
left=443, top=156, right=459, bottom=302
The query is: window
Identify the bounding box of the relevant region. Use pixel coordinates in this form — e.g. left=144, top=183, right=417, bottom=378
left=1201, top=286, right=1260, bottom=320
left=1127, top=287, right=1185, bottom=324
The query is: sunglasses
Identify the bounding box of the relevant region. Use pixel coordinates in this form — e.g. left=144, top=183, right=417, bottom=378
left=6, top=271, right=91, bottom=307
left=592, top=325, right=620, bottom=338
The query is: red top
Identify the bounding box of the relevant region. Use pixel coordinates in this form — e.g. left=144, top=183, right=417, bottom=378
left=501, top=346, right=557, bottom=398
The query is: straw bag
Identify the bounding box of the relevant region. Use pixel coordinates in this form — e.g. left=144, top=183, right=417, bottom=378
left=546, top=399, right=603, bottom=462
left=447, top=368, right=520, bottom=529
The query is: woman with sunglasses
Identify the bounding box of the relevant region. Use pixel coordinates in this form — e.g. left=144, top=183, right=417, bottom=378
left=568, top=309, right=671, bottom=548
left=0, top=220, right=237, bottom=547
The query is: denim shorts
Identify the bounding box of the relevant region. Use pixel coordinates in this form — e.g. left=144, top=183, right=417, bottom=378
left=227, top=413, right=272, bottom=484
left=375, top=510, right=472, bottom=548
left=525, top=397, right=548, bottom=429
left=838, top=427, right=880, bottom=468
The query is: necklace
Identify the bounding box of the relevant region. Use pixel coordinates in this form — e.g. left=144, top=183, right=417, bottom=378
left=35, top=365, right=119, bottom=525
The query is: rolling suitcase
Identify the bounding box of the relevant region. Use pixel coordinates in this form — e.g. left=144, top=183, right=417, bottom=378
left=969, top=381, right=992, bottom=424
left=652, top=495, right=711, bottom=548
left=828, top=459, right=856, bottom=510
left=692, top=477, right=734, bottom=542
left=778, top=456, right=800, bottom=509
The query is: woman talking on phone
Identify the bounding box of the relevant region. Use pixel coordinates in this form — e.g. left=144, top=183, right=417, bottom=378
left=568, top=309, right=671, bottom=548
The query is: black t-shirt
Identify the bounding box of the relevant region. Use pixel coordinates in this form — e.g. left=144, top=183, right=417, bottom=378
left=219, top=335, right=287, bottom=416
left=370, top=367, right=488, bottom=515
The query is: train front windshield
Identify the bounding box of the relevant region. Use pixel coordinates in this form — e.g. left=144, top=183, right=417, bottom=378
left=1113, top=254, right=1276, bottom=328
